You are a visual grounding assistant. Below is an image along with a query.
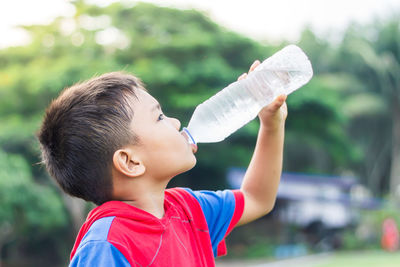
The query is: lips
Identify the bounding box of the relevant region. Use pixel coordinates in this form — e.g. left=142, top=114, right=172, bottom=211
left=181, top=130, right=198, bottom=154
left=191, top=143, right=198, bottom=154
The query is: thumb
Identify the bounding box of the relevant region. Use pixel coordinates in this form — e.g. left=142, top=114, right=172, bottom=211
left=269, top=94, right=287, bottom=111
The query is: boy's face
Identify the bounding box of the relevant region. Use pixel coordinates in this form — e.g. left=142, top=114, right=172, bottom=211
left=129, top=90, right=197, bottom=180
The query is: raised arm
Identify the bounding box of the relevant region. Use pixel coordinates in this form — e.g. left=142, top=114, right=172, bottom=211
left=236, top=60, right=288, bottom=226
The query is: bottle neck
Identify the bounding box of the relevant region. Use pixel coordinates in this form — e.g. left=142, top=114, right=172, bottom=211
left=182, top=127, right=196, bottom=145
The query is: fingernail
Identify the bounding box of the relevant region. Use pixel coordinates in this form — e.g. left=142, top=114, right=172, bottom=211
left=238, top=73, right=247, bottom=80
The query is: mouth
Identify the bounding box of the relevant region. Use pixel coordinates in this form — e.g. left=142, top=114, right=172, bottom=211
left=191, top=143, right=198, bottom=154
left=181, top=129, right=198, bottom=154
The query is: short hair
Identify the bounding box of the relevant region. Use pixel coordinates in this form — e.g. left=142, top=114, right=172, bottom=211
left=37, top=72, right=145, bottom=205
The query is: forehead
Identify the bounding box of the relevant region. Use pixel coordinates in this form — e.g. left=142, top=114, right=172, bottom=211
left=131, top=90, right=159, bottom=115
left=138, top=90, right=158, bottom=106
left=128, top=90, right=160, bottom=133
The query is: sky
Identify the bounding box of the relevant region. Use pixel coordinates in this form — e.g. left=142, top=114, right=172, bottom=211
left=0, top=0, right=399, bottom=48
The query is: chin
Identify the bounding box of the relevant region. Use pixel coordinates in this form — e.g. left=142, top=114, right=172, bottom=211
left=177, top=156, right=197, bottom=175
left=188, top=156, right=197, bottom=169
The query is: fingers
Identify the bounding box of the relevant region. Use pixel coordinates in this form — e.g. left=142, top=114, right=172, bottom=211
left=277, top=94, right=287, bottom=103
left=249, top=60, right=260, bottom=72
left=238, top=73, right=247, bottom=81
left=270, top=94, right=287, bottom=110
left=238, top=60, right=260, bottom=81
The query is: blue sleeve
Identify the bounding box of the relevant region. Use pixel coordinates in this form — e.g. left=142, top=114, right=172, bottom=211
left=69, top=241, right=130, bottom=267
left=184, top=188, right=236, bottom=255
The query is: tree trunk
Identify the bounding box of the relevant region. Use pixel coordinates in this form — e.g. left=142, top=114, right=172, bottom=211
left=0, top=243, right=2, bottom=267
left=390, top=100, right=400, bottom=201
left=0, top=223, right=13, bottom=267
left=368, top=141, right=390, bottom=195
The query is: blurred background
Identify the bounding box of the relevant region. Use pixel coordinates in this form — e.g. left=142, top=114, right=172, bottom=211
left=0, top=0, right=400, bottom=266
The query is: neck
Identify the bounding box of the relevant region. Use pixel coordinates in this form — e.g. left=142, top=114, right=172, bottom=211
left=123, top=190, right=166, bottom=219
left=115, top=177, right=169, bottom=219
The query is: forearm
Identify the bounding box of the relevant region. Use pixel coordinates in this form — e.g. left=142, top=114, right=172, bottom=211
left=240, top=122, right=285, bottom=217
left=234, top=62, right=287, bottom=226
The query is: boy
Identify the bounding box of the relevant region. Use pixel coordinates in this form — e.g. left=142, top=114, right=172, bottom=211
left=37, top=60, right=287, bottom=266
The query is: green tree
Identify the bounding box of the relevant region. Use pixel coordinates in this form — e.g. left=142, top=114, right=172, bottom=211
left=280, top=30, right=361, bottom=175
left=333, top=17, right=400, bottom=196
left=0, top=150, right=67, bottom=266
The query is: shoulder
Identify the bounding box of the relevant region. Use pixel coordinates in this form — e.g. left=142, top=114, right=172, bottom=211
left=71, top=217, right=131, bottom=266
left=165, top=188, right=205, bottom=215
left=79, top=216, right=116, bottom=246
left=75, top=215, right=132, bottom=256
left=165, top=187, right=195, bottom=202
left=165, top=187, right=244, bottom=214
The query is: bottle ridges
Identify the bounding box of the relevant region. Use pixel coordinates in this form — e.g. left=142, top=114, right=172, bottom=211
left=186, top=45, right=313, bottom=143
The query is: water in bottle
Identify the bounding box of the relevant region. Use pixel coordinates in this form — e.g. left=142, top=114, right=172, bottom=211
left=182, top=45, right=313, bottom=145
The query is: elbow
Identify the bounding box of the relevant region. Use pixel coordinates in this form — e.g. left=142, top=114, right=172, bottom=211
left=253, top=197, right=276, bottom=217
left=241, top=189, right=278, bottom=219
left=263, top=199, right=277, bottom=215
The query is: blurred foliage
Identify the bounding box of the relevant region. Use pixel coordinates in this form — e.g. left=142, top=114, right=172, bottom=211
left=342, top=201, right=400, bottom=251
left=0, top=0, right=399, bottom=265
left=334, top=19, right=400, bottom=195
left=0, top=149, right=68, bottom=265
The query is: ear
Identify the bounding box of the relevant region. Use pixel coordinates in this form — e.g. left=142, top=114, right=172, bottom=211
left=113, top=148, right=145, bottom=177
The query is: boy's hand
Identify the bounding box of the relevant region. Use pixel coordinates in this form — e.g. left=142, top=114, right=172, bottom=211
left=238, top=60, right=288, bottom=132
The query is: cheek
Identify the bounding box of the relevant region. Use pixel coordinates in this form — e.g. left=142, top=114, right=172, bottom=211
left=141, top=128, right=189, bottom=164
left=163, top=129, right=187, bottom=150
left=151, top=135, right=185, bottom=159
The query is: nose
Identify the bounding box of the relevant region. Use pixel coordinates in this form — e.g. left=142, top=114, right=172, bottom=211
left=169, top=117, right=181, bottom=130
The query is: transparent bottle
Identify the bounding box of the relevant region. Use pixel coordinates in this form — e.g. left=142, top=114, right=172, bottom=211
left=182, top=45, right=313, bottom=145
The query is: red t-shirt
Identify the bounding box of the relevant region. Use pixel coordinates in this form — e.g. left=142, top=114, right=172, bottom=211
left=70, top=188, right=244, bottom=267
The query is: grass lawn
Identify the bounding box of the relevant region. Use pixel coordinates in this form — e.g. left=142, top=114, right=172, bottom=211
left=216, top=250, right=400, bottom=267
left=316, top=251, right=400, bottom=267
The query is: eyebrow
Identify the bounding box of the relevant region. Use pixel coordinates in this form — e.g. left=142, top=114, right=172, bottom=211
left=151, top=102, right=161, bottom=112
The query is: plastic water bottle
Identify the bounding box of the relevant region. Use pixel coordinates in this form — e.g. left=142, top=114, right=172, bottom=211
left=182, top=45, right=313, bottom=145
